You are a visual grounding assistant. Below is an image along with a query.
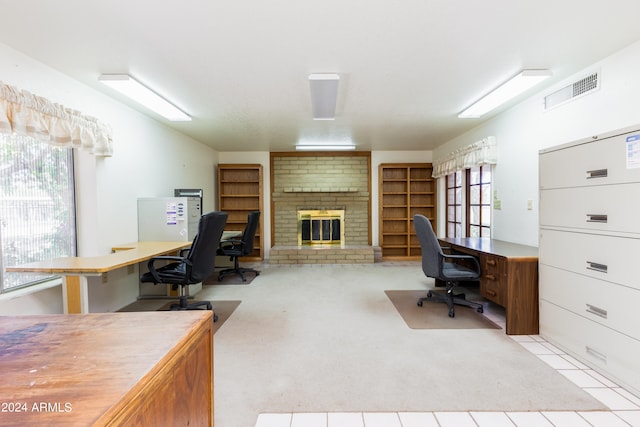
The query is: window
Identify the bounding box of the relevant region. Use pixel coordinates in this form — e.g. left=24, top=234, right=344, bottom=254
left=445, top=165, right=491, bottom=238
left=445, top=170, right=463, bottom=237
left=0, top=134, right=76, bottom=292
left=467, top=165, right=491, bottom=237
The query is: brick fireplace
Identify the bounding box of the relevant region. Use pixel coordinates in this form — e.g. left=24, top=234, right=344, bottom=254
left=269, top=152, right=375, bottom=263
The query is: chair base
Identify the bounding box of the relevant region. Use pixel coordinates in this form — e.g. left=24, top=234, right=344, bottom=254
left=417, top=287, right=484, bottom=318
left=218, top=265, right=260, bottom=282
left=170, top=295, right=218, bottom=322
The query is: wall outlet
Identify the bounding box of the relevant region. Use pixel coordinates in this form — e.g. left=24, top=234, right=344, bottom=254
left=494, top=199, right=502, bottom=210
left=527, top=199, right=534, bottom=210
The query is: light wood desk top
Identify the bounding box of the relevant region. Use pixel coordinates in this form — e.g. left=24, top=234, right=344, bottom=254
left=6, top=241, right=192, bottom=314
left=439, top=237, right=538, bottom=260
left=0, top=311, right=213, bottom=426
left=6, top=241, right=191, bottom=276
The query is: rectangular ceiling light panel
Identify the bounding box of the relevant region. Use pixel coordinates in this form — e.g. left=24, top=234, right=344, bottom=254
left=459, top=69, right=552, bottom=118
left=309, top=73, right=340, bottom=120
left=295, top=144, right=355, bottom=151
left=98, top=74, right=191, bottom=122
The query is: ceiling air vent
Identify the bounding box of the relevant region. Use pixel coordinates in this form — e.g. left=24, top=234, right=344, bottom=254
left=544, top=72, right=600, bottom=110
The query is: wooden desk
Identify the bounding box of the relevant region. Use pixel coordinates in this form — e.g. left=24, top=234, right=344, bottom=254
left=0, top=311, right=213, bottom=426
left=439, top=237, right=539, bottom=335
left=6, top=241, right=191, bottom=314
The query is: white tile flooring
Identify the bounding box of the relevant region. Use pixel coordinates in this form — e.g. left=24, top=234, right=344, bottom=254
left=254, top=315, right=640, bottom=427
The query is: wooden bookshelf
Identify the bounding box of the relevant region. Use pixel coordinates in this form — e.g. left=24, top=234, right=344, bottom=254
left=379, top=163, right=436, bottom=259
left=217, top=164, right=263, bottom=260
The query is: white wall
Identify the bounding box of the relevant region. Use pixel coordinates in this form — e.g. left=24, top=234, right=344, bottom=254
left=0, top=43, right=219, bottom=314
left=434, top=39, right=640, bottom=247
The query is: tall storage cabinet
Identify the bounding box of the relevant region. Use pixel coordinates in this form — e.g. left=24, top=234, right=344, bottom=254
left=217, top=164, right=263, bottom=260
left=379, top=163, right=436, bottom=259
left=539, top=126, right=640, bottom=396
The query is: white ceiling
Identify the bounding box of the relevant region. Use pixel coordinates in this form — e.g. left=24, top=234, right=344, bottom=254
left=2, top=1, right=640, bottom=152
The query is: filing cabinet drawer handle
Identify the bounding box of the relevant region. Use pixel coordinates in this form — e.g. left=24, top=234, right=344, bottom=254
left=585, top=346, right=607, bottom=363
left=586, top=261, right=608, bottom=273
left=486, top=290, right=497, bottom=297
left=486, top=259, right=496, bottom=266
left=586, top=214, right=608, bottom=223
left=485, top=274, right=496, bottom=281
left=586, top=304, right=608, bottom=319
left=586, top=168, right=608, bottom=179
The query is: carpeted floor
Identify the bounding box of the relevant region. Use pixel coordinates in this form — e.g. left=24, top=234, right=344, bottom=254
left=204, top=263, right=607, bottom=427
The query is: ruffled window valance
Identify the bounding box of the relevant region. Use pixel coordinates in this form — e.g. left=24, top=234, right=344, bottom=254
left=432, top=136, right=497, bottom=178
left=0, top=81, right=113, bottom=157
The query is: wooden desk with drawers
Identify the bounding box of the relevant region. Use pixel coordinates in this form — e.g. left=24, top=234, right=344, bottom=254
left=439, top=237, right=539, bottom=335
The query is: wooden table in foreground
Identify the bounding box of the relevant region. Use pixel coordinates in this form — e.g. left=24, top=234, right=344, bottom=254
left=6, top=241, right=191, bottom=314
left=0, top=310, right=213, bottom=426
left=439, top=237, right=539, bottom=335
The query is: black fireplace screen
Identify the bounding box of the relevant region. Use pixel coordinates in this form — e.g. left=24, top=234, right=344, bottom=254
left=301, top=218, right=341, bottom=243
left=297, top=209, right=345, bottom=245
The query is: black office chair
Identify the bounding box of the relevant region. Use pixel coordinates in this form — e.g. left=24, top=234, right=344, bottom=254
left=140, top=211, right=227, bottom=320
left=217, top=211, right=260, bottom=282
left=414, top=214, right=484, bottom=318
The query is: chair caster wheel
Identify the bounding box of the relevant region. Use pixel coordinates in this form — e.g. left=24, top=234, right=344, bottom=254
left=417, top=301, right=423, bottom=307
left=448, top=310, right=455, bottom=318
left=213, top=313, right=218, bottom=322
left=477, top=307, right=484, bottom=313
left=427, top=291, right=433, bottom=298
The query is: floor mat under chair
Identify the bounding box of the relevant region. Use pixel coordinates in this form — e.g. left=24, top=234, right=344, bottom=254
left=385, top=290, right=500, bottom=330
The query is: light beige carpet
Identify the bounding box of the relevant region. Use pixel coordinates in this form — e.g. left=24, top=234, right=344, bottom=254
left=208, top=264, right=607, bottom=427
left=385, top=289, right=500, bottom=329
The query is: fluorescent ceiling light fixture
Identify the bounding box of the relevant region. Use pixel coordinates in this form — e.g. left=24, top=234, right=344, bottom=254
left=296, top=140, right=355, bottom=151
left=309, top=73, right=340, bottom=120
left=458, top=69, right=552, bottom=118
left=98, top=74, right=191, bottom=121
left=296, top=144, right=355, bottom=151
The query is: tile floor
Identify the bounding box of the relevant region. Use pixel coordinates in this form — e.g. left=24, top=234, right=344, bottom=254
left=253, top=305, right=640, bottom=427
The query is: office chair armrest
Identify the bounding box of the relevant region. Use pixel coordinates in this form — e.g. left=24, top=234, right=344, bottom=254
left=146, top=255, right=188, bottom=283
left=219, top=239, right=242, bottom=251
left=179, top=247, right=191, bottom=257
left=442, top=253, right=481, bottom=272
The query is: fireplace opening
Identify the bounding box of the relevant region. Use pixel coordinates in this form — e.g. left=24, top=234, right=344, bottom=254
left=297, top=209, right=345, bottom=246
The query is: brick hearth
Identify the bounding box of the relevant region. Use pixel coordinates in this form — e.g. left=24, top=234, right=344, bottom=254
left=269, top=245, right=376, bottom=264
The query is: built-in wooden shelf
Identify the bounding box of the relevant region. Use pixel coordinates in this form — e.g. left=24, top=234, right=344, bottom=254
left=217, top=164, right=263, bottom=260
left=378, top=163, right=436, bottom=260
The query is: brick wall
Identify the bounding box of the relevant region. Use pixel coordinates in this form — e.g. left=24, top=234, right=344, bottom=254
left=271, top=155, right=370, bottom=246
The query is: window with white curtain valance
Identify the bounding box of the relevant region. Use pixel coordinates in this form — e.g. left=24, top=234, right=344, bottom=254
left=0, top=80, right=113, bottom=157
left=432, top=136, right=497, bottom=178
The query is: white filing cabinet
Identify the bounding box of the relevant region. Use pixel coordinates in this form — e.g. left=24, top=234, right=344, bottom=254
left=539, top=125, right=640, bottom=397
